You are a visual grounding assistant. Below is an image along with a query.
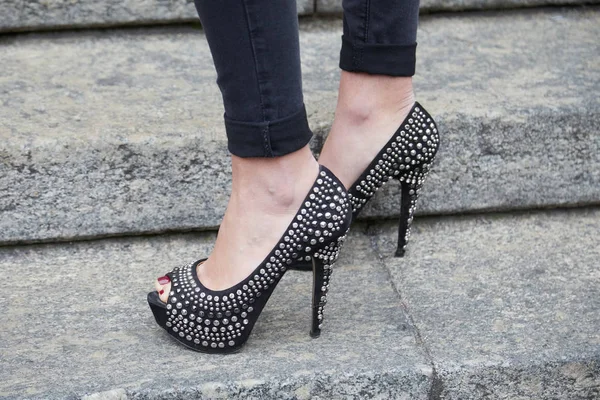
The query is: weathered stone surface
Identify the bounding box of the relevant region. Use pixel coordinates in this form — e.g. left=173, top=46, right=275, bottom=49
left=2, top=0, right=599, bottom=33
left=2, top=207, right=598, bottom=398
left=82, top=389, right=128, bottom=400
left=371, top=207, right=600, bottom=399
left=0, top=0, right=314, bottom=33
left=1, top=8, right=599, bottom=244
left=0, top=229, right=431, bottom=399
left=317, top=0, right=600, bottom=13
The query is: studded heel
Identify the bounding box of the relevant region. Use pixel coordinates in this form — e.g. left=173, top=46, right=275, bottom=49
left=147, top=165, right=351, bottom=353
left=347, top=102, right=440, bottom=257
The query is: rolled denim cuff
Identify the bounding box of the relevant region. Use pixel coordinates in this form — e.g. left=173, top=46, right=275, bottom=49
left=224, top=105, right=313, bottom=158
left=339, top=35, right=417, bottom=77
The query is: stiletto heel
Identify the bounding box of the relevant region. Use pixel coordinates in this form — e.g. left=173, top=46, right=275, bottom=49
left=348, top=102, right=440, bottom=257
left=396, top=181, right=418, bottom=257
left=310, top=238, right=343, bottom=337
left=148, top=165, right=352, bottom=353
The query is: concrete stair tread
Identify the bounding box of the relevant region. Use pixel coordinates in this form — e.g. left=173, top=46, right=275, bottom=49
left=1, top=208, right=599, bottom=398
left=1, top=7, right=600, bottom=244
left=2, top=223, right=430, bottom=399
left=372, top=208, right=600, bottom=398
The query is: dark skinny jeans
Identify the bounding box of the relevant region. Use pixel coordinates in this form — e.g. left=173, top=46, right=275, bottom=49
left=193, top=0, right=420, bottom=157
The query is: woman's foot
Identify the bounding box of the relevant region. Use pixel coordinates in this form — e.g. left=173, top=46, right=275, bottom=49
left=155, top=145, right=320, bottom=299
left=319, top=71, right=416, bottom=189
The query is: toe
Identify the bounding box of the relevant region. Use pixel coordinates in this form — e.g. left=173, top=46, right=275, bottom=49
left=155, top=275, right=171, bottom=303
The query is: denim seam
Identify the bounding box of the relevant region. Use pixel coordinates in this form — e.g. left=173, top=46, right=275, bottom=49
left=358, top=0, right=371, bottom=69
left=364, top=0, right=371, bottom=43
left=263, top=125, right=273, bottom=157
left=241, top=0, right=271, bottom=156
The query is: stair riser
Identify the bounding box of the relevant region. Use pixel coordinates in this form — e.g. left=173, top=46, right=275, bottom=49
left=0, top=0, right=313, bottom=33
left=2, top=0, right=599, bottom=33
left=361, top=110, right=600, bottom=219
left=318, top=0, right=600, bottom=14
left=2, top=109, right=599, bottom=245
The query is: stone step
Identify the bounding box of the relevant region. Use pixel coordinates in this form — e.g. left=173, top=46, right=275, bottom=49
left=1, top=7, right=599, bottom=245
left=320, top=0, right=600, bottom=13
left=1, top=207, right=598, bottom=398
left=2, top=0, right=312, bottom=33
left=2, top=0, right=598, bottom=33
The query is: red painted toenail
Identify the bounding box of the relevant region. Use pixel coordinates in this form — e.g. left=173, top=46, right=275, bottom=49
left=159, top=289, right=164, bottom=295
left=158, top=276, right=170, bottom=285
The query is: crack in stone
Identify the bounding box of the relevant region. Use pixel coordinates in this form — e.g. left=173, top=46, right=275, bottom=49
left=365, top=221, right=444, bottom=399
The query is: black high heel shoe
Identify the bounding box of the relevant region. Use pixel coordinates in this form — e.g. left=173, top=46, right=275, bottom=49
left=348, top=102, right=440, bottom=257
left=148, top=165, right=352, bottom=353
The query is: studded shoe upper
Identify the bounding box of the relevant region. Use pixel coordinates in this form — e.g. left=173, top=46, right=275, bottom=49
left=150, top=165, right=352, bottom=352
left=347, top=102, right=440, bottom=218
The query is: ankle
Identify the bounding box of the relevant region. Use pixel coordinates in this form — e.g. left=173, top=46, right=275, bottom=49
left=230, top=145, right=319, bottom=211
left=334, top=71, right=415, bottom=126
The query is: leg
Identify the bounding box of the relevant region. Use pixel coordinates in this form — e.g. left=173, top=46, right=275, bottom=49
left=156, top=0, right=319, bottom=296
left=195, top=0, right=312, bottom=158
left=319, top=0, right=421, bottom=188
left=320, top=1, right=440, bottom=257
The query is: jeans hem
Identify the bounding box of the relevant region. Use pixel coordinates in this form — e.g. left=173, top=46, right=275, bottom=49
left=225, top=105, right=313, bottom=158
left=339, top=35, right=417, bottom=76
